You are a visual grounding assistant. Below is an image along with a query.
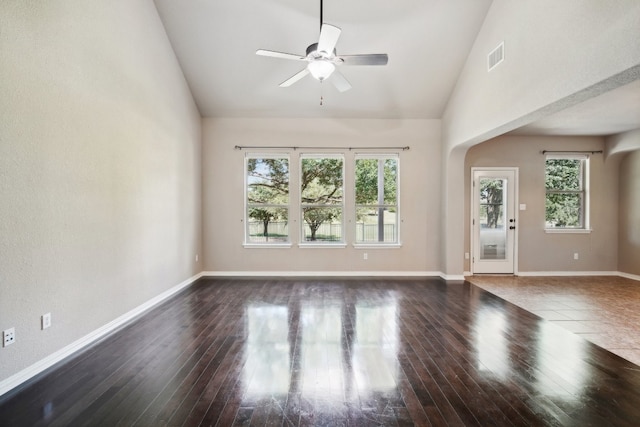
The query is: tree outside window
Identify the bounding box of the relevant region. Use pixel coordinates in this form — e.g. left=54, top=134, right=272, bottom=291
left=246, top=156, right=289, bottom=243
left=300, top=156, right=344, bottom=242
left=545, top=156, right=588, bottom=229
left=479, top=178, right=504, bottom=229
left=355, top=156, right=398, bottom=243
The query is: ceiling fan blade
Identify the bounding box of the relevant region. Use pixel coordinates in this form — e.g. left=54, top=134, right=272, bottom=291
left=330, top=69, right=352, bottom=93
left=279, top=68, right=310, bottom=87
left=339, top=54, right=388, bottom=66
left=256, top=49, right=306, bottom=61
left=317, top=24, right=341, bottom=55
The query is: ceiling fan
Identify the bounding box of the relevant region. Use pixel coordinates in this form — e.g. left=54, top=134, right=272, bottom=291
left=256, top=0, right=388, bottom=92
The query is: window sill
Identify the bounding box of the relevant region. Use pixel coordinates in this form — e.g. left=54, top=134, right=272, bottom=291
left=544, top=228, right=592, bottom=234
left=298, top=243, right=347, bottom=249
left=353, top=243, right=402, bottom=249
left=243, top=243, right=292, bottom=249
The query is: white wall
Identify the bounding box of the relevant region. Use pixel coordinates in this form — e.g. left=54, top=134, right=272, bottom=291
left=440, top=0, right=640, bottom=276
left=464, top=136, right=619, bottom=273
left=443, top=0, right=640, bottom=149
left=202, top=118, right=441, bottom=274
left=606, top=129, right=640, bottom=158
left=0, top=0, right=202, bottom=383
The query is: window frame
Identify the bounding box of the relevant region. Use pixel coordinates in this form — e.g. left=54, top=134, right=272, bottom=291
left=244, top=153, right=292, bottom=247
left=544, top=154, right=590, bottom=233
left=299, top=153, right=346, bottom=247
left=353, top=154, right=401, bottom=247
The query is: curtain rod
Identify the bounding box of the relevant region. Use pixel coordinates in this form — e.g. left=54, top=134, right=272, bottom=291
left=542, top=150, right=603, bottom=155
left=234, top=145, right=410, bottom=151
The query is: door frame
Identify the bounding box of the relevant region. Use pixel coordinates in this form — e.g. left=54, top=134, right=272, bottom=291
left=470, top=167, right=519, bottom=275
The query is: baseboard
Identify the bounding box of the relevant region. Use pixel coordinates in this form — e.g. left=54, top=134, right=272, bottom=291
left=517, top=271, right=619, bottom=277
left=439, top=274, right=466, bottom=281
left=202, top=270, right=444, bottom=278
left=0, top=272, right=204, bottom=398
left=618, top=271, right=640, bottom=282
left=468, top=270, right=639, bottom=282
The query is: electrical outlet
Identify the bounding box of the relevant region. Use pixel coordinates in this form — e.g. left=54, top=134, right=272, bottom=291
left=363, top=252, right=368, bottom=260
left=465, top=252, right=470, bottom=260
left=195, top=254, right=199, bottom=262
left=42, top=313, right=51, bottom=330
left=3, top=328, right=15, bottom=347
left=574, top=252, right=579, bottom=260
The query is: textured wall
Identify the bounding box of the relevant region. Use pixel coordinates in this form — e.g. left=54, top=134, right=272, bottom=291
left=0, top=0, right=202, bottom=382
left=618, top=150, right=640, bottom=276
left=202, top=118, right=441, bottom=273
left=464, top=135, right=620, bottom=273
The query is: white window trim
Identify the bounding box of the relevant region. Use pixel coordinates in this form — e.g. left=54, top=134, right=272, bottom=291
left=243, top=243, right=293, bottom=248
left=244, top=153, right=291, bottom=246
left=544, top=154, right=590, bottom=231
left=352, top=243, right=402, bottom=249
left=544, top=228, right=592, bottom=234
left=354, top=154, right=401, bottom=245
left=298, top=243, right=348, bottom=249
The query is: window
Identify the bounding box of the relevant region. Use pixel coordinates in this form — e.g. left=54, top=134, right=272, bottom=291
left=245, top=155, right=290, bottom=244
left=545, top=155, right=589, bottom=229
left=355, top=155, right=399, bottom=244
left=300, top=155, right=344, bottom=243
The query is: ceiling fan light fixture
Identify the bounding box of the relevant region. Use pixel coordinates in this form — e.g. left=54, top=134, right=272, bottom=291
left=308, top=60, right=335, bottom=81
left=256, top=0, right=387, bottom=91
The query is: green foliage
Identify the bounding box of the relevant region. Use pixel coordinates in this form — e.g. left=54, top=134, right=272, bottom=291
left=247, top=158, right=289, bottom=240
left=303, top=207, right=341, bottom=241
left=546, top=194, right=582, bottom=227
left=247, top=158, right=289, bottom=204
left=301, top=158, right=343, bottom=240
left=301, top=158, right=343, bottom=204
left=545, top=159, right=581, bottom=191
left=545, top=159, right=583, bottom=227
left=354, top=158, right=398, bottom=230
left=248, top=207, right=287, bottom=238
left=355, top=159, right=397, bottom=205
left=479, top=178, right=503, bottom=228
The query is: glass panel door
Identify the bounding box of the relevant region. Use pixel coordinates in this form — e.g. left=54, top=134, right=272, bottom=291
left=472, top=169, right=517, bottom=274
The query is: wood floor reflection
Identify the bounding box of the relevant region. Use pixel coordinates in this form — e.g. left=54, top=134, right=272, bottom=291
left=1, top=278, right=639, bottom=426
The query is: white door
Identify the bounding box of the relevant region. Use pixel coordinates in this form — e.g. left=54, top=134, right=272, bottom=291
left=472, top=168, right=517, bottom=274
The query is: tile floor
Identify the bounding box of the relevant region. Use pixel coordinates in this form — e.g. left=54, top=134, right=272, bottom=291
left=466, top=274, right=640, bottom=366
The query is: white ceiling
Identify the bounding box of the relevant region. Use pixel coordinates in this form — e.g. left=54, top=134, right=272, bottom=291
left=510, top=78, right=640, bottom=137
left=153, top=0, right=493, bottom=119
left=153, top=0, right=640, bottom=137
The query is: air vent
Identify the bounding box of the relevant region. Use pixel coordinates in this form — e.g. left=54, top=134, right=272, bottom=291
left=487, top=42, right=504, bottom=71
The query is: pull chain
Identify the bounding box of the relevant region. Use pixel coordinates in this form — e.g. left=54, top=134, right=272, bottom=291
left=320, top=81, right=324, bottom=106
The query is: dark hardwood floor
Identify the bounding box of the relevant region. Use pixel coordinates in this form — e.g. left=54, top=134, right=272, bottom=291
left=1, top=278, right=639, bottom=426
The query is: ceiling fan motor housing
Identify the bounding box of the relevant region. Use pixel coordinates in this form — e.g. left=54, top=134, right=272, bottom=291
left=306, top=43, right=336, bottom=59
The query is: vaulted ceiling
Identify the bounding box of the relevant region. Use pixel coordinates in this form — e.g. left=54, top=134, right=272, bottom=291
left=153, top=0, right=493, bottom=119
left=154, top=0, right=640, bottom=136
